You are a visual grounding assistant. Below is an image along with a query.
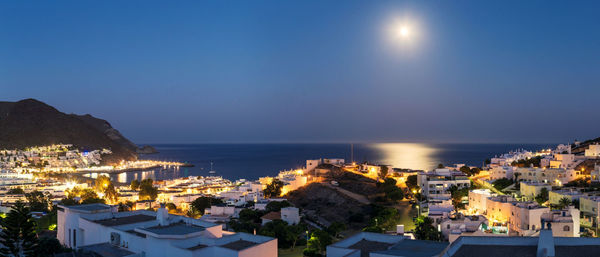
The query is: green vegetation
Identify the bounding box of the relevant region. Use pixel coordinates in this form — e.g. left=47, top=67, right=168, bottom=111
left=0, top=201, right=38, bottom=256
left=535, top=188, right=549, bottom=205
left=448, top=185, right=469, bottom=211
left=0, top=201, right=69, bottom=256
left=363, top=205, right=403, bottom=232
left=304, top=229, right=332, bottom=256
left=377, top=178, right=404, bottom=202
left=406, top=175, right=418, bottom=190
left=264, top=179, right=285, bottom=198
left=379, top=166, right=389, bottom=180
left=130, top=179, right=141, bottom=190
left=511, top=156, right=543, bottom=168
left=64, top=187, right=106, bottom=205
left=266, top=200, right=292, bottom=212
left=492, top=178, right=514, bottom=191
left=138, top=179, right=158, bottom=201
left=414, top=216, right=441, bottom=241
left=188, top=196, right=223, bottom=217
left=459, top=166, right=482, bottom=176
left=557, top=197, right=571, bottom=209
left=326, top=222, right=346, bottom=238
left=94, top=175, right=119, bottom=203
left=25, top=190, right=51, bottom=212
left=259, top=220, right=307, bottom=249
left=6, top=187, right=24, bottom=194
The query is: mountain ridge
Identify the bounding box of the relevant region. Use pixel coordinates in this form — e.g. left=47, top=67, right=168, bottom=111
left=0, top=99, right=140, bottom=164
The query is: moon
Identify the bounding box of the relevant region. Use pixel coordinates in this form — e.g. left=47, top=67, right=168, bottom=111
left=399, top=26, right=409, bottom=38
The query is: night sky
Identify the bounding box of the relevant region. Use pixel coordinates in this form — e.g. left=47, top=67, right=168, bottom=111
left=2, top=1, right=599, bottom=144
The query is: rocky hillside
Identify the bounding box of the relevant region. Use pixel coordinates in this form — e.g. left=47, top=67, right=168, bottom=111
left=286, top=183, right=375, bottom=229
left=0, top=99, right=139, bottom=164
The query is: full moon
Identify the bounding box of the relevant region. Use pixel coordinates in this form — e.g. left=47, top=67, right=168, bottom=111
left=399, top=26, right=409, bottom=38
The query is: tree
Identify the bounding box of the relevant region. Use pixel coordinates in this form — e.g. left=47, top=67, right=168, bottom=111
left=362, top=226, right=384, bottom=233
left=7, top=188, right=24, bottom=194
left=35, top=237, right=69, bottom=256
left=378, top=178, right=404, bottom=202
left=139, top=179, right=158, bottom=201
left=166, top=203, right=177, bottom=212
left=414, top=216, right=441, bottom=241
left=190, top=197, right=223, bottom=216
left=130, top=179, right=141, bottom=191
left=558, top=197, right=571, bottom=210
left=264, top=179, right=284, bottom=198
left=259, top=220, right=294, bottom=248
left=437, top=163, right=445, bottom=169
left=287, top=223, right=307, bottom=249
left=266, top=200, right=292, bottom=212
left=238, top=208, right=264, bottom=223
left=94, top=175, right=112, bottom=192
left=492, top=178, right=513, bottom=191
left=326, top=222, right=346, bottom=238
left=448, top=185, right=468, bottom=211
left=459, top=166, right=471, bottom=175
left=406, top=175, right=418, bottom=190
left=535, top=188, right=549, bottom=205
left=379, top=166, right=389, bottom=180
left=0, top=201, right=38, bottom=257
left=25, top=190, right=51, bottom=212
left=306, top=229, right=332, bottom=254
left=470, top=167, right=482, bottom=176
left=94, top=175, right=119, bottom=203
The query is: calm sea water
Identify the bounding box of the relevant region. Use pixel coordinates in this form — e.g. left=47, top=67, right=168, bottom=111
left=96, top=143, right=553, bottom=184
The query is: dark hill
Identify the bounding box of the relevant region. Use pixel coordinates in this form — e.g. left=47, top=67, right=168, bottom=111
left=0, top=99, right=137, bottom=164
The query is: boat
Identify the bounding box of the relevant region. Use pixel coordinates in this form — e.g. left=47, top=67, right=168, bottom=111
left=209, top=162, right=216, bottom=174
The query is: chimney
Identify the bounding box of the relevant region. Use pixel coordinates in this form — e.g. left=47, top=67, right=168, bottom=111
left=157, top=203, right=168, bottom=226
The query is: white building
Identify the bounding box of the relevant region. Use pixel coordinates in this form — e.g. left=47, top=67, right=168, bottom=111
left=417, top=170, right=470, bottom=198
left=520, top=182, right=552, bottom=201
left=440, top=215, right=489, bottom=243
left=541, top=207, right=580, bottom=238
left=585, top=144, right=600, bottom=158
left=549, top=189, right=583, bottom=206
left=260, top=207, right=300, bottom=225
left=467, top=189, right=496, bottom=215
left=57, top=203, right=277, bottom=257
left=487, top=166, right=515, bottom=180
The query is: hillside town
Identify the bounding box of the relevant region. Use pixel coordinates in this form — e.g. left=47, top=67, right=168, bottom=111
left=1, top=141, right=600, bottom=256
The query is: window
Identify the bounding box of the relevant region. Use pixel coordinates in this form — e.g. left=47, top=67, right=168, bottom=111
left=447, top=224, right=450, bottom=229
left=564, top=226, right=570, bottom=231
left=73, top=229, right=76, bottom=248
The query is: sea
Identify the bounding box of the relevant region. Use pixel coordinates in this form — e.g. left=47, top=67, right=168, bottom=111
left=90, top=143, right=554, bottom=184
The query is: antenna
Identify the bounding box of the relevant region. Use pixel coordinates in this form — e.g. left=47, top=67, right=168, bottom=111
left=351, top=143, right=354, bottom=163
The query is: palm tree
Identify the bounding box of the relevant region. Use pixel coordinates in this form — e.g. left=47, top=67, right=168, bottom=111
left=558, top=197, right=572, bottom=210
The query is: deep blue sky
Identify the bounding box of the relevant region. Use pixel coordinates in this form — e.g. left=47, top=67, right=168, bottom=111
left=2, top=1, right=599, bottom=144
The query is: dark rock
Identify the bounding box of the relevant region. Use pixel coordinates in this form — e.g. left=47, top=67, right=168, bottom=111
left=0, top=98, right=137, bottom=164
left=137, top=145, right=158, bottom=154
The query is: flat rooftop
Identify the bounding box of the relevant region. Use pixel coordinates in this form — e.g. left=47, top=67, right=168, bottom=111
left=451, top=245, right=537, bottom=257
left=94, top=214, right=156, bottom=227
left=65, top=203, right=111, bottom=212
left=348, top=239, right=393, bottom=257
left=221, top=240, right=259, bottom=250
left=139, top=222, right=205, bottom=235
left=374, top=239, right=448, bottom=257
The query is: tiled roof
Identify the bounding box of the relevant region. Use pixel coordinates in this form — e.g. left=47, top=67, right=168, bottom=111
left=260, top=211, right=281, bottom=221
